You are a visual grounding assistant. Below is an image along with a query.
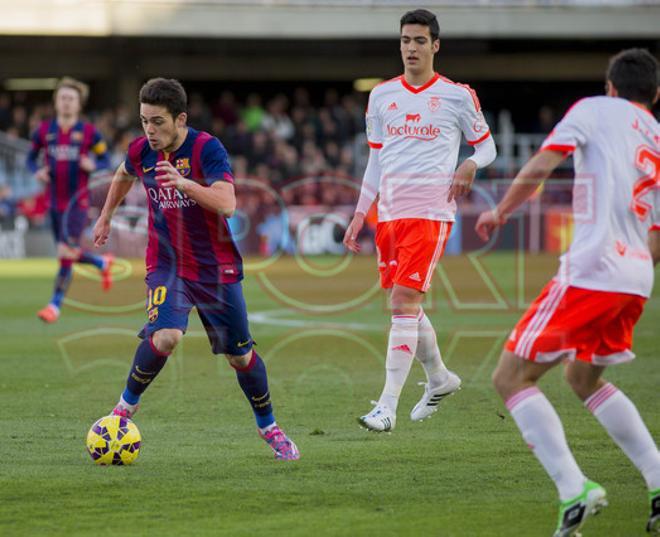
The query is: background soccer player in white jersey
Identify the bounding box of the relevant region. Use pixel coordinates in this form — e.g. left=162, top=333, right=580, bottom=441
left=476, top=49, right=660, bottom=537
left=343, top=9, right=497, bottom=432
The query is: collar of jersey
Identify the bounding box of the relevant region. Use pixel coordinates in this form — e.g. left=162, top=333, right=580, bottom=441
left=629, top=100, right=655, bottom=118
left=400, top=72, right=440, bottom=95
left=163, top=127, right=195, bottom=158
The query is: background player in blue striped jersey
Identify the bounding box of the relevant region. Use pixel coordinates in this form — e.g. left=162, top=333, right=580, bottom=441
left=93, top=78, right=299, bottom=460
left=27, top=77, right=113, bottom=323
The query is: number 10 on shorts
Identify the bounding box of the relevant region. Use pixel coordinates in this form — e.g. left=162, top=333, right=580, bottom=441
left=147, top=285, right=167, bottom=310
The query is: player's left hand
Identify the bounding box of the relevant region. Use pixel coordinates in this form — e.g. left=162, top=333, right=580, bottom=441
left=80, top=155, right=97, bottom=173
left=93, top=216, right=111, bottom=247
left=448, top=159, right=477, bottom=203
left=155, top=161, right=194, bottom=193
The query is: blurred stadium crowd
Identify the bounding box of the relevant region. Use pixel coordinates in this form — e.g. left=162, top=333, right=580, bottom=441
left=0, top=87, right=372, bottom=226
left=0, top=85, right=578, bottom=256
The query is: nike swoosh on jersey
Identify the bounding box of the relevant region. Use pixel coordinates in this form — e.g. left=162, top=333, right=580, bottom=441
left=142, top=166, right=155, bottom=173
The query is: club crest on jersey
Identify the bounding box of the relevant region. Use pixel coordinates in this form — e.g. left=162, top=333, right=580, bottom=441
left=428, top=96, right=441, bottom=112
left=148, top=307, right=159, bottom=323
left=175, top=157, right=191, bottom=177
left=71, top=131, right=84, bottom=142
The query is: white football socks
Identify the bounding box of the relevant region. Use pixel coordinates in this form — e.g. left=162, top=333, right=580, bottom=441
left=119, top=395, right=138, bottom=414
left=416, top=312, right=449, bottom=388
left=258, top=422, right=278, bottom=435
left=586, top=383, right=660, bottom=490
left=506, top=386, right=586, bottom=500
left=378, top=314, right=419, bottom=413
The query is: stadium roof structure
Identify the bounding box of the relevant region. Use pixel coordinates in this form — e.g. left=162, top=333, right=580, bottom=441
left=0, top=0, right=658, bottom=38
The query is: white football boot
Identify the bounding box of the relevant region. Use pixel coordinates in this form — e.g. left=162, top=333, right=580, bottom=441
left=358, top=402, right=396, bottom=432
left=410, top=371, right=462, bottom=421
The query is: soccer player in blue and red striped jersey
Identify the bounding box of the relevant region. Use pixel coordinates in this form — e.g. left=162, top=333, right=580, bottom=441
left=27, top=77, right=113, bottom=323
left=93, top=78, right=299, bottom=460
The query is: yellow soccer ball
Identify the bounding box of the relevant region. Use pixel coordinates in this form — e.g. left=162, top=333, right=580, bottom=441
left=86, top=415, right=141, bottom=465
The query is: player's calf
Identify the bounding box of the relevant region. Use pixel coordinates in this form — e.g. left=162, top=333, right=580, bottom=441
left=111, top=333, right=173, bottom=416
left=231, top=350, right=274, bottom=429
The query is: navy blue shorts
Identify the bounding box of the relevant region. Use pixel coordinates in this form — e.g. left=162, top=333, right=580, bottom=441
left=139, top=270, right=253, bottom=356
left=50, top=208, right=87, bottom=246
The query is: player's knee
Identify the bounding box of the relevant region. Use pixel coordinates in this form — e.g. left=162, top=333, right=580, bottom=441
left=225, top=349, right=253, bottom=369
left=152, top=329, right=182, bottom=354
left=564, top=365, right=598, bottom=401
left=491, top=364, right=510, bottom=399
left=390, top=286, right=422, bottom=315
left=57, top=243, right=78, bottom=260
left=491, top=351, right=530, bottom=400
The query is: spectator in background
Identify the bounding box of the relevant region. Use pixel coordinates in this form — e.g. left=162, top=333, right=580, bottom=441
left=225, top=119, right=252, bottom=157
left=188, top=92, right=213, bottom=132
left=213, top=90, right=240, bottom=127
left=534, top=105, right=556, bottom=134
left=0, top=93, right=12, bottom=130
left=0, top=175, right=14, bottom=221
left=248, top=130, right=271, bottom=167
left=2, top=84, right=374, bottom=241
left=262, top=94, right=294, bottom=141
left=242, top=93, right=265, bottom=132
left=11, top=105, right=29, bottom=138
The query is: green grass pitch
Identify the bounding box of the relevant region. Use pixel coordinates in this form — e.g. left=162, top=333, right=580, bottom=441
left=0, top=254, right=657, bottom=536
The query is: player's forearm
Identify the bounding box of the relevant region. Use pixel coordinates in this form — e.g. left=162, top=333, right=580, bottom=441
left=466, top=135, right=497, bottom=170
left=99, top=166, right=135, bottom=222
left=355, top=148, right=381, bottom=215
left=184, top=181, right=236, bottom=217
left=496, top=150, right=564, bottom=219
left=26, top=149, right=40, bottom=173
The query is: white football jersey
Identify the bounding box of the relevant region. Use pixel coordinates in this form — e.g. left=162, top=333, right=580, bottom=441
left=541, top=96, right=659, bottom=298
left=366, top=73, right=491, bottom=222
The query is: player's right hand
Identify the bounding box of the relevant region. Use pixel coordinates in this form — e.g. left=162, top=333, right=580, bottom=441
left=475, top=209, right=505, bottom=242
left=35, top=166, right=50, bottom=183
left=343, top=213, right=365, bottom=253
left=93, top=217, right=111, bottom=247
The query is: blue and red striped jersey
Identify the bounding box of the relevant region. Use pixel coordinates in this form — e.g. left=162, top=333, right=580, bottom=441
left=124, top=127, right=243, bottom=284
left=27, top=119, right=110, bottom=212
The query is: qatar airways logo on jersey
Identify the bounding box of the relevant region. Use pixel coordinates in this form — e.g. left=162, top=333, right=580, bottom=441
left=147, top=186, right=197, bottom=210
left=386, top=113, right=441, bottom=141
left=47, top=145, right=80, bottom=161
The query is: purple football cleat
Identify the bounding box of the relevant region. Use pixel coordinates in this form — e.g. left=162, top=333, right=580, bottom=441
left=258, top=426, right=300, bottom=461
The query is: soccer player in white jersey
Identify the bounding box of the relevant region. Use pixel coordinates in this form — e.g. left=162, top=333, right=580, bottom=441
left=476, top=49, right=660, bottom=537
left=343, top=9, right=497, bottom=432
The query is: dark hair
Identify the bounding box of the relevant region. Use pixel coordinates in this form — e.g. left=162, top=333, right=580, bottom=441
left=139, top=78, right=187, bottom=118
left=400, top=9, right=440, bottom=42
left=606, top=48, right=659, bottom=106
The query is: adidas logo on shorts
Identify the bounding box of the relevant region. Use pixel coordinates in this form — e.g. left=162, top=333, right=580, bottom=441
left=408, top=272, right=421, bottom=282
